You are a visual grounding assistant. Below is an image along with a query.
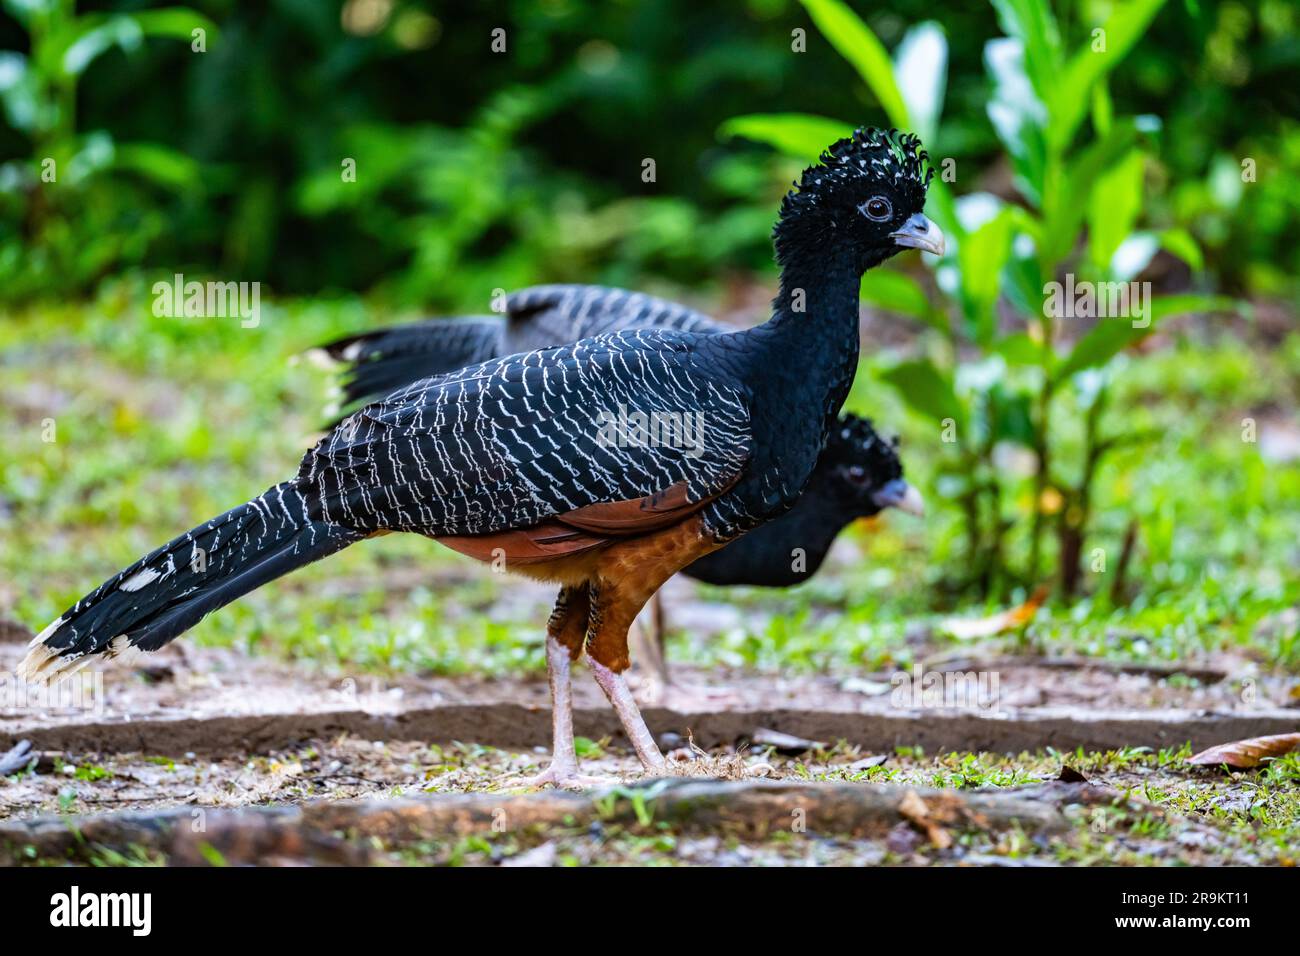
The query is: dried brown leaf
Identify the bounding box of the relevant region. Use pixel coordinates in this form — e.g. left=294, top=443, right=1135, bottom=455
left=1187, top=732, right=1300, bottom=769
left=941, top=586, right=1049, bottom=641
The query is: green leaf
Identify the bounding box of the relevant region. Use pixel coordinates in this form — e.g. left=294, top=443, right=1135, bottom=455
left=1048, top=0, right=1167, bottom=150
left=1056, top=294, right=1233, bottom=379
left=113, top=142, right=202, bottom=192
left=1147, top=294, right=1236, bottom=323
left=66, top=130, right=115, bottom=184
left=984, top=38, right=1048, bottom=204
left=1090, top=79, right=1114, bottom=136
left=956, top=209, right=1014, bottom=345
left=1057, top=320, right=1141, bottom=380
left=800, top=0, right=910, bottom=128
left=1041, top=119, right=1137, bottom=266
left=1, top=0, right=51, bottom=28
left=1157, top=228, right=1204, bottom=272
left=989, top=0, right=1062, bottom=104
left=62, top=17, right=143, bottom=76
left=878, top=358, right=966, bottom=427
left=859, top=268, right=935, bottom=324
left=893, top=22, right=946, bottom=147
left=130, top=8, right=216, bottom=41
left=719, top=113, right=855, bottom=162
left=1087, top=148, right=1144, bottom=269
left=1001, top=245, right=1046, bottom=318
left=993, top=332, right=1043, bottom=366
left=56, top=9, right=215, bottom=77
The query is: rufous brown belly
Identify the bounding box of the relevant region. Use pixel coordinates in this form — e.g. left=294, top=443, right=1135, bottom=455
left=430, top=479, right=734, bottom=671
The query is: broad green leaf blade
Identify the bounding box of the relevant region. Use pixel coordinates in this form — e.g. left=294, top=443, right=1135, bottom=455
left=131, top=8, right=217, bottom=40
left=62, top=16, right=144, bottom=76
left=1041, top=119, right=1137, bottom=266
left=1056, top=319, right=1145, bottom=380
left=984, top=37, right=1048, bottom=204
left=859, top=268, right=936, bottom=325
left=993, top=332, right=1043, bottom=366
left=800, top=0, right=910, bottom=128
left=1157, top=228, right=1204, bottom=272
left=1087, top=148, right=1144, bottom=269
left=113, top=142, right=203, bottom=192
left=1147, top=294, right=1236, bottom=323
left=1, top=0, right=45, bottom=27
left=1049, top=0, right=1167, bottom=150
left=989, top=0, right=1062, bottom=105
left=1056, top=294, right=1234, bottom=378
left=56, top=8, right=215, bottom=77
left=893, top=22, right=947, bottom=147
left=1001, top=245, right=1047, bottom=318
left=957, top=209, right=1014, bottom=346
left=720, top=113, right=855, bottom=162
left=878, top=358, right=966, bottom=427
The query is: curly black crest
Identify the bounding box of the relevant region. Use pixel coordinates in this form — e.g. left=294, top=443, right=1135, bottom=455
left=773, top=127, right=934, bottom=270
left=783, top=128, right=931, bottom=213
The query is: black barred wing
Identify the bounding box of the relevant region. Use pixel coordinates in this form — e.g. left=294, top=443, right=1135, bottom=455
left=505, top=285, right=728, bottom=351
left=299, top=328, right=753, bottom=537
left=313, top=284, right=743, bottom=419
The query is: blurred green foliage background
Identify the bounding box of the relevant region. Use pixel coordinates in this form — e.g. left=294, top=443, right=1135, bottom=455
left=2, top=0, right=1298, bottom=303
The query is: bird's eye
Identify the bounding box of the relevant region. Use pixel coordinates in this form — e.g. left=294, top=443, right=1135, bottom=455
left=859, top=197, right=892, bottom=222
left=846, top=465, right=868, bottom=484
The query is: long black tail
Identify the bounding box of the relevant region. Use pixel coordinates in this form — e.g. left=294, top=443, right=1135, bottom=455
left=18, top=480, right=362, bottom=684
left=314, top=316, right=505, bottom=422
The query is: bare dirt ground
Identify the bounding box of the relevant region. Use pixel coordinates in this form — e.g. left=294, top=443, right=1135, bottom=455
left=2, top=628, right=1296, bottom=866
left=2, top=634, right=1295, bottom=756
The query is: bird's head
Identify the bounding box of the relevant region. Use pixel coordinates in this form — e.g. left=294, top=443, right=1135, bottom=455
left=773, top=127, right=942, bottom=274
left=823, top=414, right=924, bottom=519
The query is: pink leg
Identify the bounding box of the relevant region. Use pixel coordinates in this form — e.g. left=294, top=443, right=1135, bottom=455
left=509, top=634, right=613, bottom=790
left=589, top=657, right=667, bottom=773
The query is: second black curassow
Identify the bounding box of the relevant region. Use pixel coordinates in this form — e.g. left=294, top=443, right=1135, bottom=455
left=20, top=128, right=940, bottom=787
left=314, top=289, right=925, bottom=704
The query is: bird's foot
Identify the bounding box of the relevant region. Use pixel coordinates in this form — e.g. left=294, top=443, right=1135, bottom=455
left=506, top=762, right=618, bottom=791
left=639, top=678, right=744, bottom=711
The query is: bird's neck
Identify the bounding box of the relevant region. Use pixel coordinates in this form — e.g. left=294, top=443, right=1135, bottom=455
left=749, top=249, right=863, bottom=428
left=695, top=245, right=869, bottom=538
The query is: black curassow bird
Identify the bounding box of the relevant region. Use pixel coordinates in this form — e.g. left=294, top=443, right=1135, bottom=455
left=20, top=128, right=940, bottom=787
left=314, top=289, right=925, bottom=704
